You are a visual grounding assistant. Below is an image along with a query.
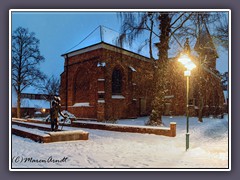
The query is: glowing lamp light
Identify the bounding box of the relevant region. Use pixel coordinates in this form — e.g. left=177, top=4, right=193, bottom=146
left=42, top=108, right=46, bottom=113
left=178, top=54, right=196, bottom=71
left=185, top=62, right=196, bottom=71
left=178, top=54, right=191, bottom=65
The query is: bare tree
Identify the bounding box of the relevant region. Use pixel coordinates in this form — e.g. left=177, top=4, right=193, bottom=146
left=117, top=12, right=159, bottom=60
left=221, top=72, right=228, bottom=91
left=38, top=75, right=60, bottom=106
left=118, top=11, right=228, bottom=125
left=214, top=13, right=229, bottom=50
left=12, top=27, right=45, bottom=118
left=118, top=12, right=193, bottom=125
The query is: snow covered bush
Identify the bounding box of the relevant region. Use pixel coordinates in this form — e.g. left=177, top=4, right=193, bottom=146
left=145, top=110, right=164, bottom=126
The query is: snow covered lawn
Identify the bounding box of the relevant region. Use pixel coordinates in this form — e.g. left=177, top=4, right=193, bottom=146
left=11, top=115, right=229, bottom=169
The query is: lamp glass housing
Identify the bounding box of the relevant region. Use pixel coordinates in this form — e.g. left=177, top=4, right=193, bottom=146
left=178, top=54, right=196, bottom=71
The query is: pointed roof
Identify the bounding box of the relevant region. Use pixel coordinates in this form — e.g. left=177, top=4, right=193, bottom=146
left=194, top=23, right=218, bottom=58
left=62, top=25, right=159, bottom=59
left=183, top=37, right=191, bottom=54
left=64, top=25, right=130, bottom=55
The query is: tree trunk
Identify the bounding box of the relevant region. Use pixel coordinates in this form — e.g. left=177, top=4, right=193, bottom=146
left=17, top=91, right=21, bottom=118
left=148, top=61, right=167, bottom=125
left=148, top=13, right=171, bottom=125
left=149, top=16, right=154, bottom=60
left=158, top=13, right=171, bottom=61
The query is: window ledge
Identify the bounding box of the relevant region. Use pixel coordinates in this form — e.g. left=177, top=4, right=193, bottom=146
left=73, top=102, right=90, bottom=107
left=112, top=95, right=125, bottom=99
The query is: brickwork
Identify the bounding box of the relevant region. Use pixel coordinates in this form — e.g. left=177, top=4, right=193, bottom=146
left=60, top=42, right=225, bottom=121
left=12, top=128, right=51, bottom=143
left=12, top=120, right=89, bottom=143
left=72, top=121, right=176, bottom=137
left=60, top=43, right=154, bottom=120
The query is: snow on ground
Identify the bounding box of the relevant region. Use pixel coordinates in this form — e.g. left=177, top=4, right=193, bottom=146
left=11, top=115, right=229, bottom=169
left=12, top=125, right=47, bottom=136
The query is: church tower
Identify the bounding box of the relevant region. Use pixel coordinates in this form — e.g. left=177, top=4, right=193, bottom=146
left=183, top=37, right=191, bottom=55
left=194, top=23, right=218, bottom=69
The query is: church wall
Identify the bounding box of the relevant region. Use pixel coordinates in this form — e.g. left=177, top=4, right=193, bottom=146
left=60, top=49, right=102, bottom=118
left=161, top=58, right=225, bottom=118
left=101, top=49, right=154, bottom=120
left=60, top=45, right=225, bottom=121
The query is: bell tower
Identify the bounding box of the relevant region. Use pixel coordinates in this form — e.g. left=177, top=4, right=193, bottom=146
left=183, top=37, right=191, bottom=55
left=194, top=23, right=218, bottom=69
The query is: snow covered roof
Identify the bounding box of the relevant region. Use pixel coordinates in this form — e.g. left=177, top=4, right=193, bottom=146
left=62, top=42, right=151, bottom=62
left=61, top=25, right=156, bottom=61
left=12, top=98, right=50, bottom=109
left=11, top=86, right=50, bottom=109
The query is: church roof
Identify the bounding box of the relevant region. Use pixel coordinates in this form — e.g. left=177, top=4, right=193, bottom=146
left=62, top=25, right=158, bottom=60
left=61, top=41, right=151, bottom=62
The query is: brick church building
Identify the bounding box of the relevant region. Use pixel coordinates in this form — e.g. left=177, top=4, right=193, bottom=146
left=59, top=26, right=225, bottom=121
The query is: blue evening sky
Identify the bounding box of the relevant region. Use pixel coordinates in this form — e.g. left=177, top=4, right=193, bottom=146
left=11, top=11, right=229, bottom=79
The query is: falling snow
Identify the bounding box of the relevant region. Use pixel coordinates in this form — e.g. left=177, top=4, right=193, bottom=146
left=11, top=115, right=229, bottom=169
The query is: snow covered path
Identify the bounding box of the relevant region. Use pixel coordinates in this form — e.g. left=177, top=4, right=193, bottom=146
left=11, top=115, right=229, bottom=169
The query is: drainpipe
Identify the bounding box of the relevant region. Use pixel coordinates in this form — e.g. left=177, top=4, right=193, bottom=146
left=65, top=54, right=69, bottom=111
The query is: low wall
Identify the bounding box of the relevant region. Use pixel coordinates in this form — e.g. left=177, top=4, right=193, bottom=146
left=12, top=118, right=177, bottom=137
left=48, top=130, right=88, bottom=141
left=72, top=121, right=176, bottom=137
left=12, top=128, right=51, bottom=143
left=12, top=127, right=89, bottom=143
left=12, top=120, right=52, bottom=131
left=12, top=118, right=50, bottom=124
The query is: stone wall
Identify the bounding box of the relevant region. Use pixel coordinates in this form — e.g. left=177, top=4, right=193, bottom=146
left=60, top=45, right=155, bottom=120
left=60, top=43, right=225, bottom=121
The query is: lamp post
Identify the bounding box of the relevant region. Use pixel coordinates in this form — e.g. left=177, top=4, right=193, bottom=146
left=178, top=54, right=196, bottom=151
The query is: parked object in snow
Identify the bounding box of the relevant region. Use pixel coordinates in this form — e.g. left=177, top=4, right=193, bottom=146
left=44, top=110, right=76, bottom=125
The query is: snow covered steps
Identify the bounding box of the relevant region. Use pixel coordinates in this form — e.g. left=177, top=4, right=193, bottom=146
left=12, top=121, right=89, bottom=143
left=12, top=120, right=52, bottom=131
left=12, top=126, right=52, bottom=143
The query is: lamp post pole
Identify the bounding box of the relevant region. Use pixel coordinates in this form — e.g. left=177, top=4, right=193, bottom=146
left=186, top=73, right=190, bottom=151
left=179, top=54, right=196, bottom=151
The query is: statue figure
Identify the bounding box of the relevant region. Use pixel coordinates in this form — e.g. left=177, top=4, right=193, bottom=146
left=50, top=96, right=66, bottom=131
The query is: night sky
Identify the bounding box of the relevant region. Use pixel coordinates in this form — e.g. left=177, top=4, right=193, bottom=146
left=11, top=10, right=229, bottom=78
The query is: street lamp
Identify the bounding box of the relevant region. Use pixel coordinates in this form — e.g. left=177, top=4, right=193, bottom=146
left=178, top=54, right=196, bottom=151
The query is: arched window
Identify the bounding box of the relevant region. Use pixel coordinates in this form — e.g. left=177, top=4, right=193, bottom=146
left=74, top=68, right=90, bottom=102
left=112, top=68, right=122, bottom=95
